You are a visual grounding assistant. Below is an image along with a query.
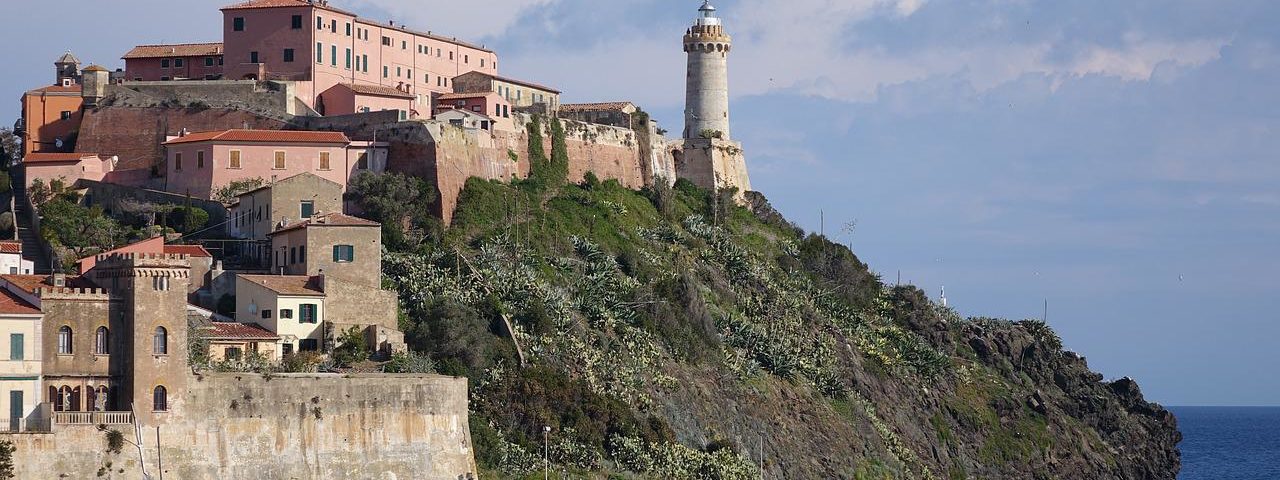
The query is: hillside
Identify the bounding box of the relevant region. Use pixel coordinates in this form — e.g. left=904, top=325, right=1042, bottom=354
left=379, top=161, right=1181, bottom=478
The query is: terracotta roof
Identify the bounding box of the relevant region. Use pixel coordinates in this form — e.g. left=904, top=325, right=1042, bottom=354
left=435, top=108, right=493, bottom=121
left=26, top=84, right=82, bottom=95
left=238, top=275, right=325, bottom=296
left=0, top=275, right=94, bottom=295
left=123, top=43, right=223, bottom=60
left=269, top=213, right=379, bottom=235
left=559, top=102, right=637, bottom=112
left=0, top=287, right=40, bottom=315
left=344, top=83, right=415, bottom=99
left=436, top=92, right=494, bottom=101
left=164, top=129, right=350, bottom=145
left=0, top=242, right=21, bottom=255
left=57, top=52, right=81, bottom=64
left=460, top=72, right=561, bottom=94
left=206, top=321, right=279, bottom=340
left=23, top=152, right=102, bottom=164
left=164, top=245, right=212, bottom=257
left=83, top=65, right=109, bottom=73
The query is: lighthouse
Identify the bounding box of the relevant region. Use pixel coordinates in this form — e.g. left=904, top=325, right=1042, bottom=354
left=683, top=0, right=733, bottom=141
left=677, top=1, right=752, bottom=197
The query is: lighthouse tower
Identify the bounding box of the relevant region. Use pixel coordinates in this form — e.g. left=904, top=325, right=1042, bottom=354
left=677, top=1, right=752, bottom=196
left=683, top=1, right=732, bottom=140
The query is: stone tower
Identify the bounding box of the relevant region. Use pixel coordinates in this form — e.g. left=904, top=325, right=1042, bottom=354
left=683, top=1, right=732, bottom=141
left=81, top=65, right=110, bottom=107
left=55, top=51, right=81, bottom=85
left=677, top=1, right=752, bottom=197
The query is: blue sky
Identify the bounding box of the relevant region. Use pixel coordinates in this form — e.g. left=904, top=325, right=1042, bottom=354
left=4, top=0, right=1278, bottom=406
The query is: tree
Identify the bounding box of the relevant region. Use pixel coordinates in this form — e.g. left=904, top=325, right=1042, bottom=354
left=39, top=199, right=126, bottom=258
left=0, top=439, right=13, bottom=479
left=212, top=178, right=265, bottom=204
left=345, top=171, right=438, bottom=249
left=331, top=326, right=370, bottom=367
left=0, top=127, right=20, bottom=170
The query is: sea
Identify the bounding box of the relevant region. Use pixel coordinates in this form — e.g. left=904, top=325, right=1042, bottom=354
left=1172, top=406, right=1280, bottom=479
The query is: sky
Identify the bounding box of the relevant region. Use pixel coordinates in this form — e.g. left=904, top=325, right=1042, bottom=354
left=3, top=0, right=1279, bottom=406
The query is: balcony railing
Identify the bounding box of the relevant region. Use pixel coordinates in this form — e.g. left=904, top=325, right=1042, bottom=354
left=0, top=418, right=52, bottom=433
left=52, top=411, right=134, bottom=426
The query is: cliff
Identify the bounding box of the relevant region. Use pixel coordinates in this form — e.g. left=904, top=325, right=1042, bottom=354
left=381, top=175, right=1181, bottom=479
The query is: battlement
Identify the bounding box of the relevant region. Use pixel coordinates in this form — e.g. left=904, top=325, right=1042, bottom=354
left=684, top=25, right=732, bottom=46
left=94, top=252, right=193, bottom=270
left=35, top=286, right=111, bottom=300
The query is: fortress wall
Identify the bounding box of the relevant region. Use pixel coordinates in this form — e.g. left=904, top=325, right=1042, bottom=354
left=2, top=373, right=476, bottom=480
left=77, top=106, right=287, bottom=172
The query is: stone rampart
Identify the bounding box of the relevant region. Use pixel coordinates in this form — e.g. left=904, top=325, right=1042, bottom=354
left=1, top=373, right=476, bottom=480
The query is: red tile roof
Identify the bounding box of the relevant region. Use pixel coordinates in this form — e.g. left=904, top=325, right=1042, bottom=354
left=0, top=242, right=21, bottom=255
left=344, top=83, right=415, bottom=99
left=0, top=287, right=40, bottom=315
left=436, top=92, right=495, bottom=101
left=123, top=43, right=224, bottom=60
left=25, top=84, right=82, bottom=95
left=163, top=129, right=350, bottom=145
left=559, top=102, right=637, bottom=113
left=23, top=153, right=102, bottom=164
left=459, top=72, right=561, bottom=94
left=0, top=275, right=94, bottom=295
left=164, top=245, right=212, bottom=257
left=238, top=275, right=325, bottom=296
left=269, top=213, right=379, bottom=235
left=206, top=321, right=279, bottom=340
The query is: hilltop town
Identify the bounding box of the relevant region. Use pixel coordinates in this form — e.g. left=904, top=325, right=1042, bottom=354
left=0, top=1, right=1183, bottom=479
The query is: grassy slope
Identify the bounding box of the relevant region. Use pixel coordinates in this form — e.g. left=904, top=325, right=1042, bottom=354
left=382, top=175, right=1176, bottom=479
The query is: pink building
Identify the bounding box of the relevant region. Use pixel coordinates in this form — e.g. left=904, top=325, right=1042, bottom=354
left=162, top=129, right=385, bottom=199
left=123, top=43, right=226, bottom=81
left=22, top=152, right=118, bottom=188
left=317, top=83, right=415, bottom=117
left=220, top=0, right=499, bottom=114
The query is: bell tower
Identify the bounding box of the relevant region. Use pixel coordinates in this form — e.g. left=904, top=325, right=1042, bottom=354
left=683, top=1, right=732, bottom=140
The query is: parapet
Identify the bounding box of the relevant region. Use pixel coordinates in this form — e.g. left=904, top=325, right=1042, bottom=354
left=35, top=286, right=110, bottom=301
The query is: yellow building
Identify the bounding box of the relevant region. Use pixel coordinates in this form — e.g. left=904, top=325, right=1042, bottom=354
left=0, top=285, right=45, bottom=432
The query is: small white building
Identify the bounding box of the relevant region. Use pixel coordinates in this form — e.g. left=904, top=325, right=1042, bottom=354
left=0, top=242, right=35, bottom=276
left=434, top=108, right=496, bottom=132
left=235, top=275, right=325, bottom=357
left=0, top=283, right=43, bottom=432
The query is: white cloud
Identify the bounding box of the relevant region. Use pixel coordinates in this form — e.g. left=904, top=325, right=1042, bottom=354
left=343, top=0, right=557, bottom=40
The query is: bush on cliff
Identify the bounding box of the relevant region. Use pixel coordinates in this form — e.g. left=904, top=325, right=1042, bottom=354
left=346, top=171, right=440, bottom=251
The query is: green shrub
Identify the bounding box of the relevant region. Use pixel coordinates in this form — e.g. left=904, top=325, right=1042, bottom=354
left=331, top=326, right=370, bottom=367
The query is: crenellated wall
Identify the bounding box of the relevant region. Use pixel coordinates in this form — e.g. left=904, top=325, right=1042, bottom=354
left=1, top=373, right=476, bottom=480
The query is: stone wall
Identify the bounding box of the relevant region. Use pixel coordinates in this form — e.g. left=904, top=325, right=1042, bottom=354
left=677, top=138, right=751, bottom=199
left=77, top=105, right=287, bottom=172
left=1, top=373, right=476, bottom=480
left=79, top=179, right=229, bottom=231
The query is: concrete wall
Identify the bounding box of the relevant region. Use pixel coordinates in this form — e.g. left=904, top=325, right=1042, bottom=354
left=0, top=373, right=477, bottom=480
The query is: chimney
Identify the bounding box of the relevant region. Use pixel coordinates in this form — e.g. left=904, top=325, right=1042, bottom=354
left=179, top=128, right=189, bottom=137
left=317, top=269, right=326, bottom=292
left=51, top=273, right=66, bottom=288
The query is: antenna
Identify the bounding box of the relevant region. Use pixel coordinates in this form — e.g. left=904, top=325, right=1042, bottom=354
left=940, top=286, right=947, bottom=307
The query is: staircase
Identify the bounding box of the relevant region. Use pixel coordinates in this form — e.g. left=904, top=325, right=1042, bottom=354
left=12, top=169, right=52, bottom=274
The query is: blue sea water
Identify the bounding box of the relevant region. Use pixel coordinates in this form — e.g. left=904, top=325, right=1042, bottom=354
left=1172, top=406, right=1280, bottom=480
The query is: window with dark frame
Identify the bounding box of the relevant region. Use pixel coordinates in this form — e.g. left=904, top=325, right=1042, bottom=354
left=233, top=17, right=245, bottom=31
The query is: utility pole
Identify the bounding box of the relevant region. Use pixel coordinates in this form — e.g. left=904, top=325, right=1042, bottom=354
left=156, top=426, right=164, bottom=480
left=543, top=426, right=551, bottom=480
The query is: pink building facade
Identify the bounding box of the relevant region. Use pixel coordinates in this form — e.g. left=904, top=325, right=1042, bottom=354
left=22, top=153, right=117, bottom=188
left=162, top=129, right=385, bottom=200
left=219, top=0, right=499, bottom=114
left=317, top=83, right=415, bottom=117
left=123, top=43, right=226, bottom=81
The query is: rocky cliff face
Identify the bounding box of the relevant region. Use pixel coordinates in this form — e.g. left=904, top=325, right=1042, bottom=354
left=379, top=176, right=1180, bottom=479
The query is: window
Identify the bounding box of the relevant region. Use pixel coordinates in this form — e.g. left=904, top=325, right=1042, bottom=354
left=464, top=54, right=469, bottom=64
left=9, top=333, right=23, bottom=361
left=362, top=55, right=369, bottom=73
left=174, top=152, right=183, bottom=171
left=250, top=51, right=259, bottom=64
left=161, top=59, right=171, bottom=69
left=283, top=48, right=295, bottom=63
left=290, top=246, right=297, bottom=264
left=60, top=111, right=72, bottom=120
left=316, top=16, right=323, bottom=30
left=333, top=244, right=354, bottom=262
left=397, top=66, right=402, bottom=77
left=331, top=19, right=337, bottom=33
left=282, top=343, right=294, bottom=356
left=153, top=386, right=167, bottom=412
left=274, top=151, right=286, bottom=169
left=424, top=73, right=429, bottom=83
left=299, top=245, right=306, bottom=263
left=262, top=309, right=272, bottom=319
left=226, top=347, right=243, bottom=361
left=94, top=327, right=109, bottom=355
left=317, top=42, right=323, bottom=63
left=292, top=14, right=303, bottom=29
left=354, top=56, right=360, bottom=72
left=160, top=77, right=170, bottom=81
left=299, top=304, right=318, bottom=325
left=331, top=45, right=337, bottom=66
left=345, top=23, right=351, bottom=36
left=318, top=151, right=330, bottom=170
left=153, top=327, right=168, bottom=355
left=219, top=56, right=224, bottom=65
left=205, top=56, right=215, bottom=67
left=357, top=153, right=368, bottom=170
left=57, top=326, right=72, bottom=355
left=382, top=36, right=391, bottom=46
left=233, top=17, right=245, bottom=31
left=383, top=66, right=388, bottom=78
left=300, top=339, right=319, bottom=351
left=280, top=309, right=293, bottom=319
left=229, top=150, right=242, bottom=169
left=402, top=40, right=407, bottom=50
left=407, top=69, right=412, bottom=79
left=197, top=150, right=205, bottom=168
left=345, top=48, right=351, bottom=69
left=174, top=58, right=184, bottom=68
left=449, top=51, right=454, bottom=60
left=481, top=58, right=485, bottom=68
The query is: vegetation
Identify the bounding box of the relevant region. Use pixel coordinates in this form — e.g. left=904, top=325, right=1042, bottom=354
left=345, top=171, right=440, bottom=251
left=0, top=439, right=12, bottom=479
left=330, top=326, right=371, bottom=367
left=212, top=177, right=265, bottom=204
left=40, top=197, right=132, bottom=260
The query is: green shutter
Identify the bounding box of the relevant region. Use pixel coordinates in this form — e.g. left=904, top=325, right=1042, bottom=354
left=8, top=334, right=21, bottom=361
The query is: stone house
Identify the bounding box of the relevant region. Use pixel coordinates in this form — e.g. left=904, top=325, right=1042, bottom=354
left=451, top=71, right=560, bottom=112
left=234, top=274, right=324, bottom=356
left=558, top=102, right=638, bottom=129
left=228, top=172, right=345, bottom=264
left=434, top=108, right=498, bottom=133
left=435, top=92, right=514, bottom=131
left=76, top=237, right=214, bottom=300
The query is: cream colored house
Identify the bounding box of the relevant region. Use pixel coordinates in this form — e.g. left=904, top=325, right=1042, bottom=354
left=235, top=275, right=325, bottom=356
left=0, top=285, right=44, bottom=432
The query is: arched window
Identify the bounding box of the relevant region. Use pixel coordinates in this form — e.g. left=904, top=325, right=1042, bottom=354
left=57, top=326, right=73, bottom=354
left=94, top=386, right=109, bottom=411
left=94, top=327, right=109, bottom=355
left=153, top=327, right=168, bottom=355
left=153, top=386, right=167, bottom=412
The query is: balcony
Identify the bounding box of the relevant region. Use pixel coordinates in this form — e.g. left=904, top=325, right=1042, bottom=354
left=52, top=411, right=134, bottom=426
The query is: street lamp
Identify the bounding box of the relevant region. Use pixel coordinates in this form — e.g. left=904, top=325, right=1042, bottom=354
left=543, top=425, right=551, bottom=480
